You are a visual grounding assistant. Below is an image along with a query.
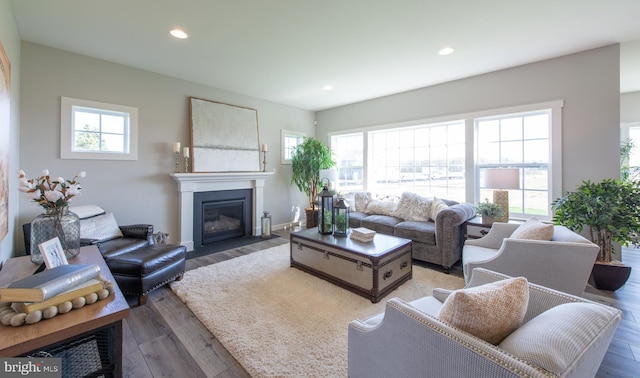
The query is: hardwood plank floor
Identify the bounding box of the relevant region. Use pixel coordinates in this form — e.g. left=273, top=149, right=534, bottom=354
left=122, top=230, right=640, bottom=377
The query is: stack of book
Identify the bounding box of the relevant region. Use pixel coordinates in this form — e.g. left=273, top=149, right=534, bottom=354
left=350, top=227, right=376, bottom=242
left=0, top=264, right=103, bottom=314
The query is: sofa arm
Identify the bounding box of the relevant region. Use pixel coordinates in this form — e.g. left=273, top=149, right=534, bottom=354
left=348, top=298, right=547, bottom=378
left=119, top=224, right=154, bottom=243
left=433, top=203, right=476, bottom=269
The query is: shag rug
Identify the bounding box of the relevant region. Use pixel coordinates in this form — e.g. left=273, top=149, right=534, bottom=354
left=170, top=243, right=464, bottom=377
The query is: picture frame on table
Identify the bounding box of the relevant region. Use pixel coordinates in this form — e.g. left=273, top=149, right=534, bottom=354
left=39, top=237, right=68, bottom=269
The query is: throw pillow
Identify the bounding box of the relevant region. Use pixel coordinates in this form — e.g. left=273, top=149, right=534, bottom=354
left=68, top=204, right=106, bottom=220
left=437, top=277, right=529, bottom=344
left=510, top=217, right=554, bottom=240
left=429, top=197, right=448, bottom=221
left=390, top=192, right=432, bottom=221
left=364, top=199, right=399, bottom=216
left=354, top=192, right=373, bottom=213
left=499, top=302, right=618, bottom=376
left=341, top=193, right=356, bottom=212
left=80, top=212, right=124, bottom=242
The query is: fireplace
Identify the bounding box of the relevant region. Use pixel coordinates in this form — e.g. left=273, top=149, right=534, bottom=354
left=171, top=172, right=274, bottom=252
left=193, top=189, right=253, bottom=251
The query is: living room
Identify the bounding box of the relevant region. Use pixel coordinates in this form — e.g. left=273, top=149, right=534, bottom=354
left=1, top=1, right=640, bottom=376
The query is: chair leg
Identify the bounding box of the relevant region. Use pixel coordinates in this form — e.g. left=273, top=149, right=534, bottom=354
left=175, top=273, right=184, bottom=282
left=138, top=294, right=148, bottom=306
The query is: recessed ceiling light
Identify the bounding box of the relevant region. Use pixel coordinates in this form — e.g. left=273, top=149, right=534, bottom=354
left=170, top=28, right=188, bottom=39
left=322, top=85, right=333, bottom=91
left=438, top=47, right=455, bottom=56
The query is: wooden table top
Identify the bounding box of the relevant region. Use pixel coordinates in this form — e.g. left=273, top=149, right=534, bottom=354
left=0, top=245, right=130, bottom=356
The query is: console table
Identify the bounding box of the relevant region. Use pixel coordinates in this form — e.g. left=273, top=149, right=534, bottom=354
left=0, top=245, right=130, bottom=376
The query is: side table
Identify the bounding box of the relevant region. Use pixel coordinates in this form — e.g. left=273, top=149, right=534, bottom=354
left=0, top=245, right=130, bottom=376
left=464, top=216, right=523, bottom=239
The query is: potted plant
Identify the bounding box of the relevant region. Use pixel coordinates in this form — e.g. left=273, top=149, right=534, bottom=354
left=552, top=178, right=640, bottom=290
left=290, top=137, right=335, bottom=228
left=475, top=199, right=504, bottom=225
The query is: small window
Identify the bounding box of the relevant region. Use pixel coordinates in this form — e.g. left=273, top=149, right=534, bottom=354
left=61, top=97, right=138, bottom=160
left=281, top=129, right=306, bottom=164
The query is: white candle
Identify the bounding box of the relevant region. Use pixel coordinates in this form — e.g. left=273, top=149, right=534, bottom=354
left=261, top=143, right=268, bottom=152
left=173, top=142, right=181, bottom=153
left=183, top=147, right=190, bottom=158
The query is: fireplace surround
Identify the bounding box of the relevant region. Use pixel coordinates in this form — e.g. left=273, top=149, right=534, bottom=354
left=171, top=172, right=274, bottom=252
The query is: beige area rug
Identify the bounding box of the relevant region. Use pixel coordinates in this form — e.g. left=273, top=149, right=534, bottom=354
left=170, top=243, right=464, bottom=377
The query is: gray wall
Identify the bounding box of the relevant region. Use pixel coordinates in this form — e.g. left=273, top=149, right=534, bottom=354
left=16, top=42, right=313, bottom=256
left=315, top=45, right=621, bottom=195
left=0, top=0, right=21, bottom=263
left=621, top=91, right=640, bottom=123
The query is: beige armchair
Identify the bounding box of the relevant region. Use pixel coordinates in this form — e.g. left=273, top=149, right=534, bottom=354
left=348, top=268, right=622, bottom=378
left=463, top=223, right=599, bottom=296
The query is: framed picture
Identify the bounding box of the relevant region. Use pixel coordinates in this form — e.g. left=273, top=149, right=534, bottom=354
left=39, top=237, right=69, bottom=269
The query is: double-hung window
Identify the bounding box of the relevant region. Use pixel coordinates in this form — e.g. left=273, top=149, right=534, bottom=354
left=61, top=97, right=138, bottom=160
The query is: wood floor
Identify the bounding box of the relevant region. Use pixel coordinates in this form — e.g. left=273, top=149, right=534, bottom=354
left=122, top=230, right=640, bottom=377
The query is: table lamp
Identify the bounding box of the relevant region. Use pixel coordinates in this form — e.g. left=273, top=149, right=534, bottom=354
left=483, top=168, right=520, bottom=223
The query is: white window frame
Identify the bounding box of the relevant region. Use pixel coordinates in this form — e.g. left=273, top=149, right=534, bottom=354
left=61, top=96, right=138, bottom=160
left=281, top=129, right=306, bottom=164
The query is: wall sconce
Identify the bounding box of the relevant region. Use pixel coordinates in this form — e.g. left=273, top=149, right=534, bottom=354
left=483, top=168, right=520, bottom=222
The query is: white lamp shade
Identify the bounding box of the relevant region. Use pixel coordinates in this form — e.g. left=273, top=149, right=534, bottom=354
left=319, top=168, right=339, bottom=191
left=484, top=168, right=520, bottom=189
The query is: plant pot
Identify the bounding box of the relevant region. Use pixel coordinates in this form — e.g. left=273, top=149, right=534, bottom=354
left=481, top=216, right=495, bottom=225
left=305, top=207, right=318, bottom=228
left=590, top=262, right=632, bottom=291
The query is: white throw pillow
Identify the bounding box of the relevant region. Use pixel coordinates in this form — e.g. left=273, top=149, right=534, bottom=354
left=353, top=192, right=373, bottom=213
left=80, top=212, right=123, bottom=242
left=510, top=217, right=554, bottom=240
left=364, top=198, right=399, bottom=216
left=390, top=192, right=432, bottom=221
left=429, top=197, right=448, bottom=221
left=499, top=302, right=617, bottom=375
left=437, top=277, right=529, bottom=344
left=69, top=204, right=106, bottom=220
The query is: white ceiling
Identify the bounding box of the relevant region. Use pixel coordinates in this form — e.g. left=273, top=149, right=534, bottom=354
left=10, top=0, right=640, bottom=111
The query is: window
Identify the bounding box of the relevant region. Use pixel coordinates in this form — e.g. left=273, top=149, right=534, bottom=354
left=476, top=110, right=551, bottom=217
left=61, top=97, right=138, bottom=160
left=281, top=130, right=306, bottom=164
left=369, top=121, right=465, bottom=201
left=331, top=133, right=364, bottom=192
left=621, top=122, right=640, bottom=181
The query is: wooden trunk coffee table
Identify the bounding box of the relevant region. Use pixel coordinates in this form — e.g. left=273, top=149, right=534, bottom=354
left=290, top=228, right=412, bottom=303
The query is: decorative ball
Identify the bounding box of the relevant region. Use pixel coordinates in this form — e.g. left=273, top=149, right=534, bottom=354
left=97, top=289, right=110, bottom=300
left=43, top=306, right=58, bottom=319
left=72, top=297, right=86, bottom=309
left=58, top=302, right=73, bottom=314
left=10, top=313, right=27, bottom=327
left=0, top=307, right=15, bottom=319
left=25, top=311, right=43, bottom=324
left=85, top=292, right=98, bottom=305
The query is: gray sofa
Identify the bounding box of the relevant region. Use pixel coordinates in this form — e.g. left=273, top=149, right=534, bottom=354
left=344, top=192, right=476, bottom=272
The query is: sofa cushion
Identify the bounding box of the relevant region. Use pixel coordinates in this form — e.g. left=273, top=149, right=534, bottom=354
left=437, top=277, right=529, bottom=344
left=394, top=221, right=436, bottom=245
left=365, top=199, right=398, bottom=216
left=429, top=197, right=449, bottom=221
left=390, top=192, right=432, bottom=221
left=361, top=215, right=402, bottom=235
left=499, top=302, right=618, bottom=376
left=348, top=211, right=367, bottom=228
left=510, top=217, right=554, bottom=241
left=80, top=212, right=124, bottom=243
left=354, top=192, right=373, bottom=213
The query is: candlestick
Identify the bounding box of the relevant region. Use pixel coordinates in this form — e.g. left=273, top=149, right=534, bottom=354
left=174, top=151, right=180, bottom=173
left=261, top=143, right=268, bottom=152
left=183, top=146, right=190, bottom=158
left=262, top=150, right=267, bottom=172
left=184, top=155, right=190, bottom=173
left=173, top=142, right=181, bottom=153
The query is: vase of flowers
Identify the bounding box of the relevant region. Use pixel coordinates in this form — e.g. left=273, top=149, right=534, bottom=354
left=19, top=169, right=85, bottom=264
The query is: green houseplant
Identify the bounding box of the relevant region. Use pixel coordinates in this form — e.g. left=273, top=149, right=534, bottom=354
left=290, top=137, right=335, bottom=228
left=475, top=199, right=504, bottom=225
left=551, top=178, right=640, bottom=290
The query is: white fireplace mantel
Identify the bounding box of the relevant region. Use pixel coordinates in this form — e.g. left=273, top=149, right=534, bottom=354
left=170, top=172, right=274, bottom=251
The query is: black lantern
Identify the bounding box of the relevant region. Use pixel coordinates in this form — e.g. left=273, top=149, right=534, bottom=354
left=261, top=211, right=272, bottom=239
left=317, top=184, right=334, bottom=234
left=333, top=197, right=350, bottom=236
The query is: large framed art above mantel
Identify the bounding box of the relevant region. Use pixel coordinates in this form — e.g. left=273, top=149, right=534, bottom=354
left=189, top=97, right=261, bottom=172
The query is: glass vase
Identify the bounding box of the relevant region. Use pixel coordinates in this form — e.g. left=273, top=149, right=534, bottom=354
left=30, top=207, right=81, bottom=264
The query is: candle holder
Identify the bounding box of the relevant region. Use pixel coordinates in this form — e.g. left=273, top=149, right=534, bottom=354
left=174, top=151, right=180, bottom=173
left=262, top=150, right=267, bottom=172
left=184, top=155, right=190, bottom=173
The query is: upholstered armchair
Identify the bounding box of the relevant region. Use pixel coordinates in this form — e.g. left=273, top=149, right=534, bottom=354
left=348, top=268, right=622, bottom=378
left=462, top=222, right=599, bottom=296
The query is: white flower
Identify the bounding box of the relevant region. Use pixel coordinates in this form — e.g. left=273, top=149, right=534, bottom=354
left=44, top=190, right=63, bottom=203
left=65, top=184, right=82, bottom=197
left=76, top=171, right=86, bottom=178
left=42, top=169, right=49, bottom=176
left=56, top=176, right=65, bottom=183
left=26, top=189, right=41, bottom=200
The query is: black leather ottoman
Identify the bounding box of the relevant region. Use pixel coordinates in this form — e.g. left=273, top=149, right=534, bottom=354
left=105, top=244, right=187, bottom=305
